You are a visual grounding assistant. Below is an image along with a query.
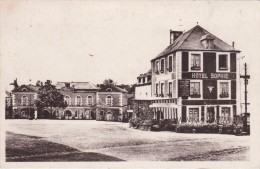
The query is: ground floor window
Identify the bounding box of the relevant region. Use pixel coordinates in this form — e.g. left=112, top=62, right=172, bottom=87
left=221, top=107, right=231, bottom=118
left=189, top=108, right=199, bottom=122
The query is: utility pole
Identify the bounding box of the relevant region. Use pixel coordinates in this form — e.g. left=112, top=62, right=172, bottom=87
left=240, top=63, right=250, bottom=132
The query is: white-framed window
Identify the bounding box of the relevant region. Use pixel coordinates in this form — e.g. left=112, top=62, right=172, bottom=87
left=216, top=53, right=230, bottom=72
left=75, top=95, right=82, bottom=106
left=155, top=60, right=160, bottom=74
left=219, top=106, right=232, bottom=123
left=87, top=95, right=93, bottom=106
left=155, top=83, right=159, bottom=96
left=64, top=95, right=71, bottom=106
left=189, top=52, right=203, bottom=72
left=21, top=95, right=28, bottom=106
left=189, top=80, right=202, bottom=99
left=168, top=82, right=173, bottom=97
left=160, top=83, right=164, bottom=97
left=168, top=55, right=173, bottom=72
left=218, top=80, right=231, bottom=99
left=160, top=58, right=165, bottom=73
left=106, top=96, right=113, bottom=106
left=189, top=108, right=199, bottom=122
left=186, top=106, right=201, bottom=122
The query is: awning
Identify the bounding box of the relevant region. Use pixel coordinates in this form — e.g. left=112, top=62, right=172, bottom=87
left=149, top=103, right=178, bottom=108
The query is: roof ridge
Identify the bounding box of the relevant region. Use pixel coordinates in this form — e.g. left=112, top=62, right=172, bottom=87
left=177, top=25, right=201, bottom=50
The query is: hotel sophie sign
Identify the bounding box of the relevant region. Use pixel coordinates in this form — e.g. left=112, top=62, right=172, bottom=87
left=179, top=72, right=236, bottom=97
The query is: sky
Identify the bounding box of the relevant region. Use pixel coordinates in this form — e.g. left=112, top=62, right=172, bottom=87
left=1, top=1, right=260, bottom=111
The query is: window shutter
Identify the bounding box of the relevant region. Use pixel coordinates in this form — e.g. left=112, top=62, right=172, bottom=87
left=75, top=97, right=77, bottom=106
left=182, top=52, right=189, bottom=71
left=80, top=97, right=83, bottom=106
left=111, top=97, right=113, bottom=106
left=231, top=81, right=236, bottom=99
left=230, top=53, right=236, bottom=72
left=92, top=97, right=94, bottom=106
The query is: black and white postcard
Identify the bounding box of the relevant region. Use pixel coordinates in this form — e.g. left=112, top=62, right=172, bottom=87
left=1, top=1, right=259, bottom=169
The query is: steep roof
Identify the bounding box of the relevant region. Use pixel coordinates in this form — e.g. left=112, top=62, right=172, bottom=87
left=56, top=82, right=98, bottom=90
left=11, top=84, right=40, bottom=92
left=98, top=85, right=128, bottom=93
left=152, top=25, right=240, bottom=61
left=137, top=69, right=152, bottom=78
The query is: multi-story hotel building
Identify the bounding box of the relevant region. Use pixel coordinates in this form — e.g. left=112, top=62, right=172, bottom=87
left=135, top=25, right=240, bottom=124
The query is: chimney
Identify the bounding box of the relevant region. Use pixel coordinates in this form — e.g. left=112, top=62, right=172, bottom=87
left=170, top=30, right=183, bottom=45
left=232, top=41, right=235, bottom=48
left=65, top=82, right=70, bottom=88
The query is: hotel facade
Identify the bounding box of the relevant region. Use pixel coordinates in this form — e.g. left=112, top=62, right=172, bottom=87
left=134, top=25, right=241, bottom=124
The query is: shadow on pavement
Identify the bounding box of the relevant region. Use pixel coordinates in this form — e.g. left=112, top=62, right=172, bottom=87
left=6, top=132, right=124, bottom=162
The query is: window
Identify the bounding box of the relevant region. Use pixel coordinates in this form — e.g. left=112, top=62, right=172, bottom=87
left=106, top=88, right=112, bottom=92
left=168, top=55, right=172, bottom=72
left=219, top=82, right=229, bottom=98
left=87, top=96, right=93, bottom=106
left=106, top=96, right=113, bottom=106
left=75, top=96, right=82, bottom=106
left=168, top=82, right=172, bottom=97
left=161, top=83, right=164, bottom=97
left=75, top=110, right=79, bottom=117
left=160, top=59, right=164, bottom=73
left=21, top=95, right=28, bottom=106
left=189, top=108, right=199, bottom=122
left=143, top=77, right=145, bottom=83
left=190, top=82, right=201, bottom=98
left=221, top=107, right=231, bottom=122
left=219, top=54, right=228, bottom=70
left=190, top=54, right=201, bottom=70
left=221, top=107, right=231, bottom=117
left=155, top=61, right=159, bottom=74
left=100, top=111, right=104, bottom=115
left=64, top=95, right=71, bottom=105
left=155, top=84, right=159, bottom=96
left=138, top=78, right=141, bottom=84
left=22, top=88, right=27, bottom=92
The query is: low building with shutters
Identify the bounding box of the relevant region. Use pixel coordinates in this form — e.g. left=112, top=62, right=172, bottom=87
left=96, top=85, right=128, bottom=122
left=137, top=25, right=241, bottom=124
left=56, top=82, right=99, bottom=120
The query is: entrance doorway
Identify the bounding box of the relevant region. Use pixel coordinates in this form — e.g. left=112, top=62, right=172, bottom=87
left=207, top=107, right=215, bottom=123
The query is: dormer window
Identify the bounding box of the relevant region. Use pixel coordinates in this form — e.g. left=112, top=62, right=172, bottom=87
left=106, top=88, right=112, bottom=92
left=22, top=88, right=27, bottom=92
left=200, top=34, right=214, bottom=49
